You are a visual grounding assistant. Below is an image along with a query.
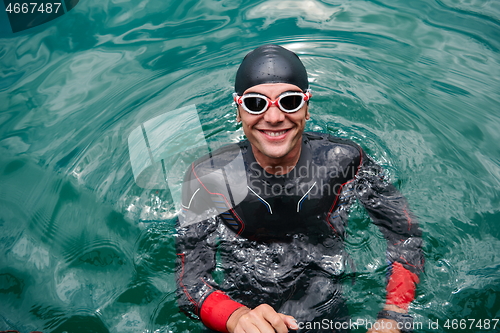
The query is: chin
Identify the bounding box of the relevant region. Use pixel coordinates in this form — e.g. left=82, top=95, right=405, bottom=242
left=261, top=146, right=291, bottom=159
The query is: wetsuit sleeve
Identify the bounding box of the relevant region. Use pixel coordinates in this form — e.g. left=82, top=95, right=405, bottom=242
left=354, top=151, right=424, bottom=310
left=176, top=165, right=245, bottom=332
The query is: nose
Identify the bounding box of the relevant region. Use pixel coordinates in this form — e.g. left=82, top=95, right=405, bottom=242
left=263, top=104, right=285, bottom=124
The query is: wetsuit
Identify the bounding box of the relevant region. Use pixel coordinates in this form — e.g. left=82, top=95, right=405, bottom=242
left=176, top=132, right=424, bottom=332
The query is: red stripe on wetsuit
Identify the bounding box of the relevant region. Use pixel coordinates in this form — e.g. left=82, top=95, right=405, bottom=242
left=386, top=261, right=420, bottom=310
left=200, top=290, right=245, bottom=333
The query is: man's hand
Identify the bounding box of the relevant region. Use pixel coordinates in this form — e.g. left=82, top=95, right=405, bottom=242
left=227, top=304, right=299, bottom=333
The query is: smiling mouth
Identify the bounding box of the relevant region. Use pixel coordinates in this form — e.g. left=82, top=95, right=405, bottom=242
left=260, top=129, right=289, bottom=137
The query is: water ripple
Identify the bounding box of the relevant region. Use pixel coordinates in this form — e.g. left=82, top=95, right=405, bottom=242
left=1, top=0, right=499, bottom=331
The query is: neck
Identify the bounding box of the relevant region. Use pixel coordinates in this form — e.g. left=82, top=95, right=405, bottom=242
left=251, top=143, right=302, bottom=176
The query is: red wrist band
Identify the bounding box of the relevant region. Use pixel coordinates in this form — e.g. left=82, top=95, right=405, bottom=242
left=200, top=290, right=245, bottom=333
left=386, top=262, right=420, bottom=310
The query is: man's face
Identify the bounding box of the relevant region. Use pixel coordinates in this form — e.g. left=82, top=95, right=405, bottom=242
left=236, top=83, right=310, bottom=161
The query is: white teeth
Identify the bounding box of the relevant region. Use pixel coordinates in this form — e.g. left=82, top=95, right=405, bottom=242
left=264, top=130, right=287, bottom=137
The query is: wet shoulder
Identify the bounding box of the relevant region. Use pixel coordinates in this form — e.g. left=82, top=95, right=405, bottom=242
left=304, top=132, right=362, bottom=167
left=188, top=141, right=247, bottom=178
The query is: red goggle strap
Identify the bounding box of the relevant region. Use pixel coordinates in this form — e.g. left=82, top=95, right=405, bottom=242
left=304, top=90, right=312, bottom=101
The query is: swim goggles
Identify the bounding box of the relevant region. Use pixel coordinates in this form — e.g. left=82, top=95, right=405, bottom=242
left=233, top=89, right=312, bottom=115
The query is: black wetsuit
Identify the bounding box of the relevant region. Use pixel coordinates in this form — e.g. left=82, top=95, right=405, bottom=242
left=176, top=132, right=424, bottom=332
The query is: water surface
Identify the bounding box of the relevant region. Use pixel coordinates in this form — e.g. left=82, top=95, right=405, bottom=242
left=1, top=0, right=499, bottom=332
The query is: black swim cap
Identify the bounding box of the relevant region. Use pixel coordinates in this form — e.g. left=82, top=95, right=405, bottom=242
left=234, top=44, right=309, bottom=95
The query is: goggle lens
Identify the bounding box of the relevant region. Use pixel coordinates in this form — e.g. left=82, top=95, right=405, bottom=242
left=244, top=96, right=268, bottom=112
left=279, top=94, right=303, bottom=111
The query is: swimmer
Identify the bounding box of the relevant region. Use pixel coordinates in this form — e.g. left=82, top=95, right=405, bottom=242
left=176, top=44, right=423, bottom=333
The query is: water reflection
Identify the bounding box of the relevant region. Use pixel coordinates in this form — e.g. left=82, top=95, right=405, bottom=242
left=0, top=0, right=499, bottom=331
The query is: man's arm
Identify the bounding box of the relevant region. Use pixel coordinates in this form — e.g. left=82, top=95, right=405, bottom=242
left=354, top=151, right=424, bottom=332
left=175, top=159, right=246, bottom=331
left=177, top=217, right=299, bottom=333
left=176, top=160, right=299, bottom=333
left=178, top=200, right=258, bottom=332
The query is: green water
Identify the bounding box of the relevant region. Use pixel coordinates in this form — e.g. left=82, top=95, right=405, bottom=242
left=1, top=0, right=499, bottom=332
